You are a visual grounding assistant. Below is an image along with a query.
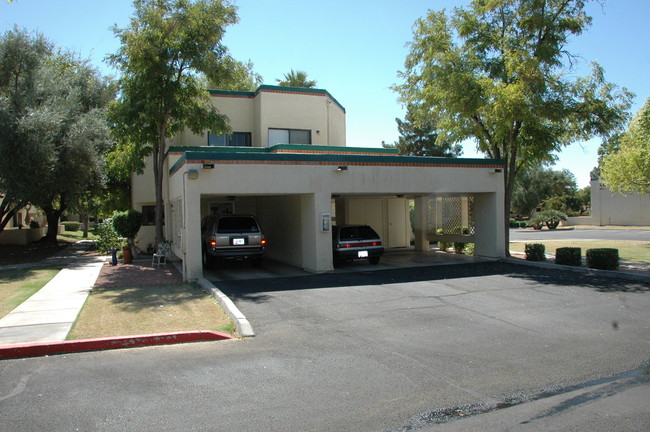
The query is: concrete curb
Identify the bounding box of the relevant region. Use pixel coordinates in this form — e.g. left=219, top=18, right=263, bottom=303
left=197, top=278, right=255, bottom=338
left=501, top=257, right=650, bottom=283
left=0, top=331, right=232, bottom=360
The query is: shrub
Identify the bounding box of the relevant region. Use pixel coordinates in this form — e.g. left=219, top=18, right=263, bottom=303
left=540, top=210, right=567, bottom=230
left=453, top=225, right=470, bottom=235
left=527, top=215, right=545, bottom=230
left=29, top=220, right=40, bottom=229
left=453, top=242, right=465, bottom=254
left=62, top=221, right=81, bottom=232
left=586, top=248, right=619, bottom=270
left=438, top=241, right=452, bottom=252
left=95, top=218, right=122, bottom=254
left=518, top=221, right=528, bottom=228
left=525, top=243, right=546, bottom=261
left=464, top=243, right=475, bottom=255
left=112, top=210, right=143, bottom=243
left=555, top=247, right=581, bottom=266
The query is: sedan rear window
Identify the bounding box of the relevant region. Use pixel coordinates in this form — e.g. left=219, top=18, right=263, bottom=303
left=339, top=226, right=379, bottom=240
left=217, top=217, right=260, bottom=234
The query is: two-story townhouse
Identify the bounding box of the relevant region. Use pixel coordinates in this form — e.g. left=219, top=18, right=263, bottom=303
left=132, top=85, right=506, bottom=281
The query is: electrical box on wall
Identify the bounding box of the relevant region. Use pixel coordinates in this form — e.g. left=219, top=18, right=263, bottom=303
left=320, top=212, right=331, bottom=232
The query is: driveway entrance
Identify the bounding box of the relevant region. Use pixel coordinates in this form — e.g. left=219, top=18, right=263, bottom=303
left=203, top=247, right=482, bottom=282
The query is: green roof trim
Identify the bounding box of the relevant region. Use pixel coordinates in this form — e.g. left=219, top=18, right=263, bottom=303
left=169, top=147, right=504, bottom=176
left=207, top=84, right=346, bottom=112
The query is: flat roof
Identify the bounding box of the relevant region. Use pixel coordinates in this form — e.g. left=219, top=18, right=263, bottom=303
left=169, top=145, right=503, bottom=176
left=208, top=85, right=346, bottom=113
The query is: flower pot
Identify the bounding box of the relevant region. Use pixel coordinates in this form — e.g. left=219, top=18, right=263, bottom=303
left=122, top=246, right=133, bottom=264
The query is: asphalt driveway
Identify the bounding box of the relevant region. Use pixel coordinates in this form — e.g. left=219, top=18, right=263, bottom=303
left=2, top=262, right=649, bottom=431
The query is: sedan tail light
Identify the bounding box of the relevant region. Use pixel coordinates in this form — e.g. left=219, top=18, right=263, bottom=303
left=261, top=236, right=267, bottom=246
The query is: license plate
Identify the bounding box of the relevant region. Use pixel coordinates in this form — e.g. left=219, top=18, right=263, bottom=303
left=358, top=251, right=369, bottom=258
left=232, top=238, right=245, bottom=245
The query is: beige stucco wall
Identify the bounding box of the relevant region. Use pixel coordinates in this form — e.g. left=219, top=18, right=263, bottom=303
left=167, top=89, right=346, bottom=149
left=256, top=91, right=345, bottom=146
left=168, top=161, right=505, bottom=280
left=590, top=180, right=650, bottom=226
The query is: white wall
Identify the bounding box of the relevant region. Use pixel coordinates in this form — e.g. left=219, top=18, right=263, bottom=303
left=590, top=180, right=650, bottom=226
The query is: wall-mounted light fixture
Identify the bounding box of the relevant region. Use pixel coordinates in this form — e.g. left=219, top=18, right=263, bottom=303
left=336, top=166, right=348, bottom=172
left=186, top=169, right=199, bottom=180
left=202, top=163, right=215, bottom=169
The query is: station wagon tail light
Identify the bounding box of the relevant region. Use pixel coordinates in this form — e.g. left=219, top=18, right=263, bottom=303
left=261, top=236, right=267, bottom=246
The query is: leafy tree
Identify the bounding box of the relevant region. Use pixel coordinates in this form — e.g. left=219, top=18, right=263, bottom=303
left=0, top=28, right=113, bottom=242
left=276, top=69, right=317, bottom=88
left=600, top=97, right=650, bottom=194
left=391, top=104, right=462, bottom=157
left=575, top=186, right=591, bottom=215
left=205, top=58, right=262, bottom=91
left=0, top=27, right=51, bottom=235
left=511, top=167, right=577, bottom=216
left=108, top=0, right=238, bottom=246
left=394, top=0, right=632, bottom=254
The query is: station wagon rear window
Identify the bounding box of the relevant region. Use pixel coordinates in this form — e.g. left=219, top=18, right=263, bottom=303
left=217, top=217, right=260, bottom=234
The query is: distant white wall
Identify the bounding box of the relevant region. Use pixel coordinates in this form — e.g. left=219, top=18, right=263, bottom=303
left=590, top=180, right=650, bottom=226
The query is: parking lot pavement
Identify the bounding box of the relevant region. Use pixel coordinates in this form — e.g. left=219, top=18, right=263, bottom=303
left=2, top=261, right=649, bottom=432
left=204, top=247, right=478, bottom=281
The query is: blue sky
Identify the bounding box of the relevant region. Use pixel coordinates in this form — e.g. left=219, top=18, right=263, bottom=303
left=2, top=0, right=648, bottom=188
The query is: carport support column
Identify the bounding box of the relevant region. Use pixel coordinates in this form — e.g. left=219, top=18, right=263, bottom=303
left=300, top=192, right=333, bottom=272
left=413, top=196, right=429, bottom=252
left=473, top=192, right=506, bottom=259
left=183, top=170, right=202, bottom=281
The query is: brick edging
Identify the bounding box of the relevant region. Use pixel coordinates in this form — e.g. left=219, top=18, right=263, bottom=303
left=0, top=331, right=232, bottom=360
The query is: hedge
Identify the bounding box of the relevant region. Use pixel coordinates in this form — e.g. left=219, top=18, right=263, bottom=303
left=61, top=221, right=81, bottom=232
left=525, top=243, right=546, bottom=261
left=555, top=247, right=581, bottom=267
left=586, top=248, right=619, bottom=270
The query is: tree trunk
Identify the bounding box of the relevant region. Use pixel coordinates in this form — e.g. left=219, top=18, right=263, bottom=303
left=82, top=213, right=89, bottom=238
left=43, top=207, right=63, bottom=244
left=153, top=131, right=167, bottom=248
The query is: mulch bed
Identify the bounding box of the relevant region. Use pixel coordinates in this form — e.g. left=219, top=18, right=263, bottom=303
left=94, top=258, right=185, bottom=288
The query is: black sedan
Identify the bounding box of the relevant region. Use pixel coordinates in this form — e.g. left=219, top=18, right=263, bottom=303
left=332, top=225, right=384, bottom=265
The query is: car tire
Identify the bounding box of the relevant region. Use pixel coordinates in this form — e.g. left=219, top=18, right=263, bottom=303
left=203, top=250, right=215, bottom=269
left=368, top=256, right=380, bottom=265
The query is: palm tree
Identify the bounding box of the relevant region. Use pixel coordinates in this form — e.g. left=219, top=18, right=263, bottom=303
left=276, top=69, right=317, bottom=88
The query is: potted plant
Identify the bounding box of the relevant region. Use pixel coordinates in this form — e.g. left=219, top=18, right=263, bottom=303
left=112, top=210, right=143, bottom=264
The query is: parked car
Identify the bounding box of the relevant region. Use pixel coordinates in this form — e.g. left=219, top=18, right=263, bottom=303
left=332, top=224, right=384, bottom=265
left=201, top=214, right=266, bottom=268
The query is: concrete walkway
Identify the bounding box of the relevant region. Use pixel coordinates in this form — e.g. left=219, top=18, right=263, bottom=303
left=0, top=241, right=105, bottom=345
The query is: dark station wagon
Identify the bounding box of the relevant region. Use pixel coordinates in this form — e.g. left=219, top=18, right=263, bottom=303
left=201, top=214, right=266, bottom=267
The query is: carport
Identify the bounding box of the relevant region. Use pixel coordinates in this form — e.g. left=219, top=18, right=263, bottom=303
left=166, top=145, right=506, bottom=281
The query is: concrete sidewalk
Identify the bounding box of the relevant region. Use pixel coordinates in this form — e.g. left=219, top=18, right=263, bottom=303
left=0, top=241, right=105, bottom=345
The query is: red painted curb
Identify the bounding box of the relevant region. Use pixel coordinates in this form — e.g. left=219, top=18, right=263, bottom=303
left=0, top=331, right=232, bottom=360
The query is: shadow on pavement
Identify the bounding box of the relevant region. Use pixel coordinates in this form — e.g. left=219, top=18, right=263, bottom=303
left=214, top=262, right=650, bottom=303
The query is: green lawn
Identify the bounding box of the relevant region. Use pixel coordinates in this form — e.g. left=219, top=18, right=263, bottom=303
left=59, top=230, right=97, bottom=242
left=0, top=267, right=62, bottom=318
left=510, top=240, right=650, bottom=264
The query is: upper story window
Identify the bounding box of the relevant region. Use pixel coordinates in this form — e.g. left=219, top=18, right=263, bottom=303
left=268, top=128, right=311, bottom=146
left=208, top=132, right=252, bottom=147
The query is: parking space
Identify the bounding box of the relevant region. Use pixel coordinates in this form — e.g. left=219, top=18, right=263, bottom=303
left=203, top=247, right=482, bottom=282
